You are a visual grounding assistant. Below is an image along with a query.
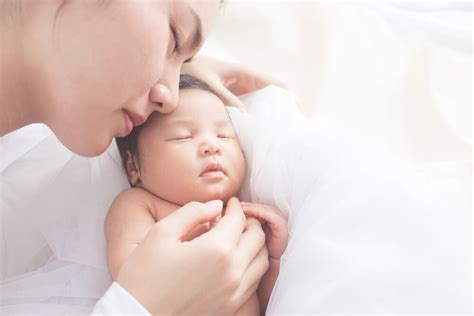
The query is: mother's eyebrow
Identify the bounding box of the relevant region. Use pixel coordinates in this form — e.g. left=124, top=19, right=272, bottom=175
left=185, top=8, right=203, bottom=62
left=189, top=9, right=203, bottom=50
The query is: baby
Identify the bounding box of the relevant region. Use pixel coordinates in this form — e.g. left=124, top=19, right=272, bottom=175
left=106, top=74, right=288, bottom=315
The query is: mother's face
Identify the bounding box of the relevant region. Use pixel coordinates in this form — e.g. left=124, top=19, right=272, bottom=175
left=38, top=1, right=219, bottom=156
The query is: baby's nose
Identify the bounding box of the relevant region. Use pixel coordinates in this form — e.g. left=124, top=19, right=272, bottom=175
left=200, top=142, right=222, bottom=156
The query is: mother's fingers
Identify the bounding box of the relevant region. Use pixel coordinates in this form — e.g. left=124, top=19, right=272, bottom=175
left=206, top=197, right=246, bottom=247
left=235, top=217, right=266, bottom=269
left=229, top=69, right=288, bottom=96
left=156, top=200, right=223, bottom=240
left=234, top=245, right=269, bottom=306
left=211, top=80, right=247, bottom=111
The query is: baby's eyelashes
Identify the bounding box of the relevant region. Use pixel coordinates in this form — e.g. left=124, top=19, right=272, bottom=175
left=166, top=135, right=193, bottom=141
left=217, top=134, right=235, bottom=140
left=166, top=133, right=236, bottom=142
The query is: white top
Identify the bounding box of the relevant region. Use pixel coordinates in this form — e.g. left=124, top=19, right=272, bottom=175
left=92, top=282, right=150, bottom=315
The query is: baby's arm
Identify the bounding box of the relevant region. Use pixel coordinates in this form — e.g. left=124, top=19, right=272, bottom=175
left=104, top=188, right=157, bottom=280
left=241, top=202, right=289, bottom=315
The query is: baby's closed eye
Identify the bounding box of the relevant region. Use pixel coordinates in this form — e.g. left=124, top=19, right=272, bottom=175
left=217, top=133, right=235, bottom=139
left=217, top=127, right=237, bottom=140
left=167, top=135, right=193, bottom=141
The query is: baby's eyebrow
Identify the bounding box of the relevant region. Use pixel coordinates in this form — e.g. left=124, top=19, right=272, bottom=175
left=169, top=119, right=194, bottom=127
left=168, top=119, right=233, bottom=127
left=214, top=120, right=233, bottom=127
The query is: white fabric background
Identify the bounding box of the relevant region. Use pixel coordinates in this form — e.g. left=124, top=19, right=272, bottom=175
left=229, top=86, right=471, bottom=313
left=201, top=1, right=472, bottom=163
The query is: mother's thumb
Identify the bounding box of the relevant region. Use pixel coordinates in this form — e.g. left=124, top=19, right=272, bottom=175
left=157, top=200, right=223, bottom=240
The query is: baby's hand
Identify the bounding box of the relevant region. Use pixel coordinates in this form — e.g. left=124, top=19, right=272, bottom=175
left=241, top=202, right=288, bottom=260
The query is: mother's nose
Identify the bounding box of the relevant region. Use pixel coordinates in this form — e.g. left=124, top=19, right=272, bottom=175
left=149, top=83, right=178, bottom=114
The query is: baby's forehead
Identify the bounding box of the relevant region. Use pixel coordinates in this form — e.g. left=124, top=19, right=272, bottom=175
left=178, top=88, right=224, bottom=108
left=166, top=91, right=228, bottom=119
left=148, top=97, right=231, bottom=130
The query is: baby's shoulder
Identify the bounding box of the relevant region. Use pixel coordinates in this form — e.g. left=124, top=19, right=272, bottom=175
left=107, top=187, right=156, bottom=219
left=108, top=188, right=177, bottom=222
left=112, top=187, right=155, bottom=207
left=105, top=188, right=158, bottom=243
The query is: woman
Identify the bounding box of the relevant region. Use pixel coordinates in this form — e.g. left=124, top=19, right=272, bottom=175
left=0, top=1, right=280, bottom=314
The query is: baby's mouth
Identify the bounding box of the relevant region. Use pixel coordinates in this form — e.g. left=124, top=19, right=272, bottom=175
left=201, top=162, right=225, bottom=177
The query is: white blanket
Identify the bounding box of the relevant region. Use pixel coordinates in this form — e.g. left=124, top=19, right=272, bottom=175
left=229, top=86, right=471, bottom=313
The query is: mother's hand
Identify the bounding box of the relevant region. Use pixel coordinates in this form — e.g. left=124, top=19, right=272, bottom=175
left=182, top=55, right=286, bottom=111
left=116, top=197, right=269, bottom=315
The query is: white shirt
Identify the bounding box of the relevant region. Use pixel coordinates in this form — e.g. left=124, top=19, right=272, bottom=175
left=92, top=282, right=150, bottom=315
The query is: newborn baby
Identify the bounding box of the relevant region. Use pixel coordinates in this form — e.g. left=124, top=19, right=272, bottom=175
left=105, top=75, right=288, bottom=315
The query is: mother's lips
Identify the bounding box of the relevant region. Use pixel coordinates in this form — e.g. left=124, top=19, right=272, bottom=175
left=124, top=110, right=146, bottom=127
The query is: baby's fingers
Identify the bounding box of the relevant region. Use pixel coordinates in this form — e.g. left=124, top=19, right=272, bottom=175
left=241, top=202, right=289, bottom=259
left=240, top=202, right=287, bottom=238
left=242, top=202, right=288, bottom=220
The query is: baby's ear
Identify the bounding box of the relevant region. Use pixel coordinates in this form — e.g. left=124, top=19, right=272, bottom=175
left=124, top=151, right=140, bottom=186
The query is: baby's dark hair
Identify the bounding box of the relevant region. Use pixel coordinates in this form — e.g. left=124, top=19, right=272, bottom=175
left=115, top=74, right=212, bottom=179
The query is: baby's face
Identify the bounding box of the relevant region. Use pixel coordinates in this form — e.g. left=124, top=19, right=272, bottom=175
left=135, top=89, right=246, bottom=205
